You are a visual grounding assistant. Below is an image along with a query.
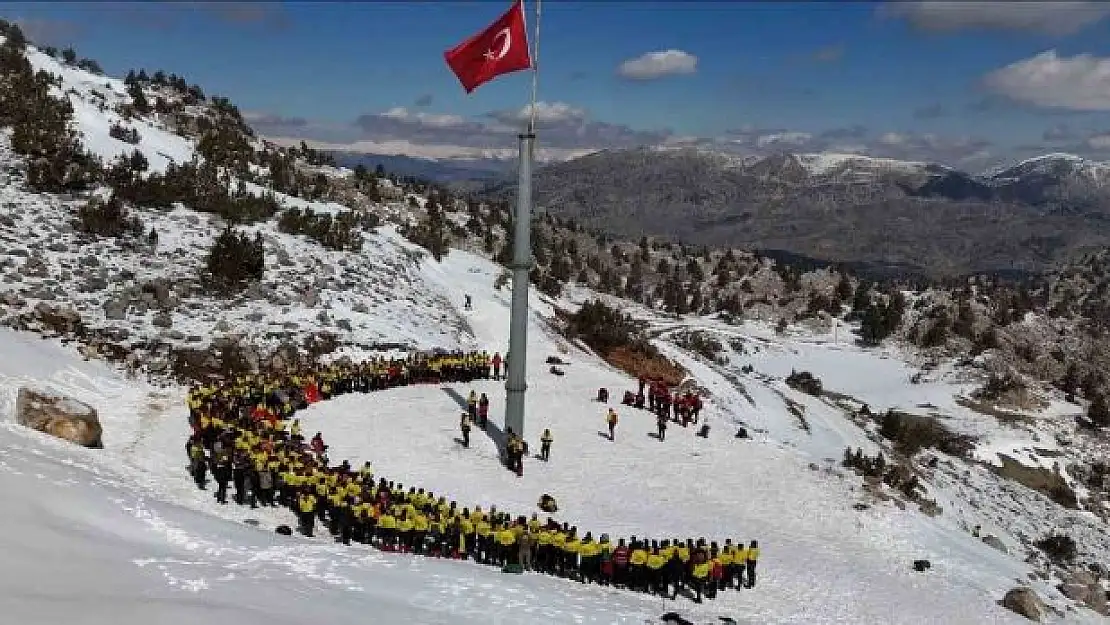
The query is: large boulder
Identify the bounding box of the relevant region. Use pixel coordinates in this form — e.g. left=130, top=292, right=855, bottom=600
left=1001, top=587, right=1046, bottom=622
left=15, top=387, right=103, bottom=448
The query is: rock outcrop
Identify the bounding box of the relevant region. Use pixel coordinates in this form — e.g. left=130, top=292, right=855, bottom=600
left=1059, top=568, right=1109, bottom=616
left=16, top=387, right=103, bottom=448
left=1000, top=587, right=1046, bottom=622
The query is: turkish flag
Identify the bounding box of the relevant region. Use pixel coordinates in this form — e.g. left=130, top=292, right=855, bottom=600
left=444, top=0, right=532, bottom=94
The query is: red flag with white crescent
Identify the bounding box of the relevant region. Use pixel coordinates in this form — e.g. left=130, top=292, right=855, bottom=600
left=444, top=0, right=532, bottom=94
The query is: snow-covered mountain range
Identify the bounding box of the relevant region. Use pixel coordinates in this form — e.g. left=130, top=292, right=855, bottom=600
left=476, top=146, right=1110, bottom=278
left=1, top=25, right=1109, bottom=625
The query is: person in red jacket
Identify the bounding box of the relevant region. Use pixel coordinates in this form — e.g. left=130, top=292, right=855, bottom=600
left=310, top=432, right=326, bottom=456
left=477, top=393, right=490, bottom=428
left=611, top=539, right=630, bottom=589
left=491, top=352, right=502, bottom=380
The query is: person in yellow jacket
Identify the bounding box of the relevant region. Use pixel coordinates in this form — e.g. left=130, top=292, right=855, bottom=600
left=535, top=526, right=553, bottom=574
left=549, top=529, right=567, bottom=576
left=719, top=540, right=735, bottom=591
left=411, top=511, right=430, bottom=554
left=745, top=540, right=759, bottom=588
left=458, top=513, right=474, bottom=559
left=691, top=553, right=711, bottom=603
left=496, top=525, right=516, bottom=567
left=296, top=489, right=316, bottom=537
left=475, top=516, right=493, bottom=564
left=377, top=508, right=397, bottom=550
left=562, top=530, right=582, bottom=580
left=629, top=541, right=649, bottom=592
left=397, top=511, right=414, bottom=552
left=733, top=541, right=748, bottom=589
left=646, top=548, right=668, bottom=596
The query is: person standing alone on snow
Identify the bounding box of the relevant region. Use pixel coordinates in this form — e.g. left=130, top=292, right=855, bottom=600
left=467, top=390, right=478, bottom=422
left=491, top=352, right=502, bottom=380
left=460, top=412, right=472, bottom=448
left=539, top=428, right=553, bottom=461
left=478, top=393, right=490, bottom=428
left=464, top=294, right=472, bottom=310
left=606, top=408, right=618, bottom=441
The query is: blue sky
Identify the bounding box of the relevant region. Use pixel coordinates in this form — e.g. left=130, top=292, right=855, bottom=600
left=4, top=1, right=1110, bottom=167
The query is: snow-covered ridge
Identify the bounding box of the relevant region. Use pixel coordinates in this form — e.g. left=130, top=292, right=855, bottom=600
left=644, top=147, right=948, bottom=179
left=793, top=152, right=944, bottom=177
left=980, top=153, right=1110, bottom=186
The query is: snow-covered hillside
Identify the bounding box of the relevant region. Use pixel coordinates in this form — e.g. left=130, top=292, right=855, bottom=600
left=1, top=32, right=1109, bottom=625
left=22, top=45, right=194, bottom=173
left=3, top=247, right=1109, bottom=624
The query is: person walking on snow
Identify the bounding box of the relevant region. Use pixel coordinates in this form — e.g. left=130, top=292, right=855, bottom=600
left=467, top=390, right=478, bottom=422
left=606, top=408, right=618, bottom=441
left=539, top=428, right=553, bottom=461
left=656, top=412, right=667, bottom=441
left=464, top=294, right=472, bottom=310
left=460, top=412, right=472, bottom=448
left=478, top=393, right=490, bottom=428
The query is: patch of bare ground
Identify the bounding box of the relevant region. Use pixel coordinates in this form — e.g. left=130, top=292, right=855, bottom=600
left=990, top=453, right=1079, bottom=510
left=955, top=395, right=1037, bottom=426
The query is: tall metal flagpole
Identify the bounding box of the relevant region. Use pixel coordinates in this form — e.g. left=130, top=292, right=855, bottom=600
left=504, top=0, right=541, bottom=443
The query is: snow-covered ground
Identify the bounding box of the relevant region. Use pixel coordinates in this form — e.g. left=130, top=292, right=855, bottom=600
left=6, top=246, right=1107, bottom=623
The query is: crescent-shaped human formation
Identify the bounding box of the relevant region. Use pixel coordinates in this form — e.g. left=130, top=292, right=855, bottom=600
left=184, top=351, right=760, bottom=603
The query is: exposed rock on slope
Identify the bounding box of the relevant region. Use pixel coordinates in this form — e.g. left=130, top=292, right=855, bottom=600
left=16, top=387, right=103, bottom=447
left=1001, top=587, right=1046, bottom=621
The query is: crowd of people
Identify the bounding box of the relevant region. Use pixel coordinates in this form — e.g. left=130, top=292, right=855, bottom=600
left=617, top=377, right=706, bottom=441
left=183, top=350, right=759, bottom=603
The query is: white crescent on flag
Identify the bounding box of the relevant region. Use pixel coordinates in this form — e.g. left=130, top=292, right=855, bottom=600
left=485, top=28, right=511, bottom=61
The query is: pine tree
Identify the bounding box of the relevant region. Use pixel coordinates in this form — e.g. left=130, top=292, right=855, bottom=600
left=836, top=274, right=853, bottom=302
left=1089, top=394, right=1110, bottom=428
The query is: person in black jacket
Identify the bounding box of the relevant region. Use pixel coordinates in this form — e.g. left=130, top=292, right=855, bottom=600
left=459, top=412, right=471, bottom=448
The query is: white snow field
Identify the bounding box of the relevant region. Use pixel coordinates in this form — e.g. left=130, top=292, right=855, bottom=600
left=302, top=250, right=1082, bottom=625
left=2, top=247, right=1106, bottom=624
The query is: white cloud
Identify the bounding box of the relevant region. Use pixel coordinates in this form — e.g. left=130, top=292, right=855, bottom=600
left=982, top=50, right=1110, bottom=111
left=1088, top=134, right=1110, bottom=150
left=617, top=50, right=698, bottom=80
left=252, top=99, right=669, bottom=162
left=879, top=1, right=1110, bottom=36
left=379, top=107, right=468, bottom=128
left=878, top=132, right=907, bottom=146
left=756, top=131, right=813, bottom=147
left=493, top=101, right=587, bottom=126
left=264, top=136, right=596, bottom=163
